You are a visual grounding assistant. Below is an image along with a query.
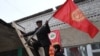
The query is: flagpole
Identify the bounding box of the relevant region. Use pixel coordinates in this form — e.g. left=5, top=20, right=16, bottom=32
left=48, top=16, right=53, bottom=21
left=47, top=6, right=57, bottom=21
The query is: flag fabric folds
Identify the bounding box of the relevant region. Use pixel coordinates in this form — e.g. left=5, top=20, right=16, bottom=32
left=53, top=0, right=99, bottom=38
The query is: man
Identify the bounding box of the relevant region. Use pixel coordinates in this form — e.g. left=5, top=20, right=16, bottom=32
left=53, top=44, right=64, bottom=56
left=23, top=20, right=51, bottom=56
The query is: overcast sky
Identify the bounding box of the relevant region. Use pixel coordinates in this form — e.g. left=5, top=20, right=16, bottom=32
left=0, top=0, right=66, bottom=23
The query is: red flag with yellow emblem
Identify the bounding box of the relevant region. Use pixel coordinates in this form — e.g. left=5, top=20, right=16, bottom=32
left=53, top=0, right=99, bottom=38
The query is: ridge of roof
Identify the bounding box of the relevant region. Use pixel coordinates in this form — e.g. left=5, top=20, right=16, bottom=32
left=0, top=19, right=13, bottom=29
left=16, top=8, right=53, bottom=22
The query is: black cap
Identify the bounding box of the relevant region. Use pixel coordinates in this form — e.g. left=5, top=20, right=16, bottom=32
left=36, top=20, right=42, bottom=24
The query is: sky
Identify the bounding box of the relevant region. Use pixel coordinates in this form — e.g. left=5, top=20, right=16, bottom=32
left=0, top=0, right=66, bottom=23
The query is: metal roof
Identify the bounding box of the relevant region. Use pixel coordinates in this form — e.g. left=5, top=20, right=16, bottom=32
left=0, top=19, right=23, bottom=52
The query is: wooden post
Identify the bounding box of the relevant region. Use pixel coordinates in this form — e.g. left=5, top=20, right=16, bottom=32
left=12, top=22, right=34, bottom=56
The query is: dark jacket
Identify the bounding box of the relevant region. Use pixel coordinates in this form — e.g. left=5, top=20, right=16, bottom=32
left=55, top=51, right=64, bottom=56
left=24, top=22, right=51, bottom=46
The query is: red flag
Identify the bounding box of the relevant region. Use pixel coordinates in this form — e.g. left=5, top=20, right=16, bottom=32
left=48, top=30, right=61, bottom=45
left=48, top=30, right=61, bottom=56
left=53, top=0, right=99, bottom=38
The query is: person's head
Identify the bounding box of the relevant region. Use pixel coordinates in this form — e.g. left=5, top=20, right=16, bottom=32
left=36, top=20, right=42, bottom=28
left=53, top=44, right=61, bottom=52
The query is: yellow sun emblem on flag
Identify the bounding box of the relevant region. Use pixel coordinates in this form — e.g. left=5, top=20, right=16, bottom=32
left=71, top=9, right=85, bottom=22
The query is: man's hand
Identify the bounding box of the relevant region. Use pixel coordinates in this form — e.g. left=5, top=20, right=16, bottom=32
left=20, top=34, right=24, bottom=38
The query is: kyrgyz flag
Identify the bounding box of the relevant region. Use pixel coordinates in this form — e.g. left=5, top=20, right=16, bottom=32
left=53, top=0, right=99, bottom=38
